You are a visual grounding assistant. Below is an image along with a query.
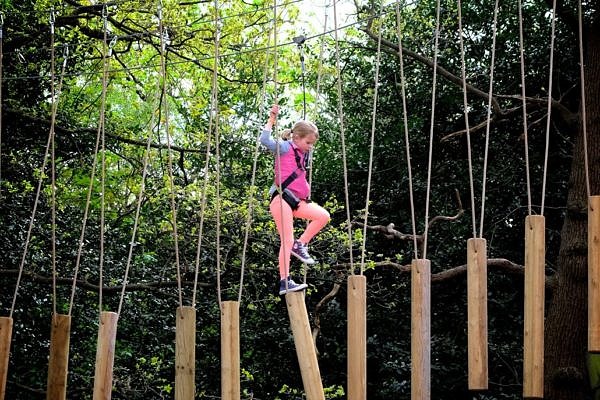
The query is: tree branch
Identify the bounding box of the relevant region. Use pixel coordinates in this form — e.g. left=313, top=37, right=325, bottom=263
left=0, top=269, right=211, bottom=294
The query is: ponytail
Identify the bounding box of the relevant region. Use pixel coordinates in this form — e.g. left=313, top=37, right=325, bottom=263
left=281, top=128, right=293, bottom=140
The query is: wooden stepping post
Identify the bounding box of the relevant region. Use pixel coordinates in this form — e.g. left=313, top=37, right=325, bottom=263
left=286, top=291, right=324, bottom=400
left=589, top=196, right=600, bottom=351
left=523, top=215, right=545, bottom=398
left=467, top=238, right=488, bottom=390
left=176, top=306, right=196, bottom=400
left=46, top=313, right=71, bottom=400
left=0, top=316, right=13, bottom=400
left=411, top=259, right=430, bottom=400
left=221, top=301, right=240, bottom=400
left=348, top=275, right=366, bottom=400
left=93, top=311, right=118, bottom=400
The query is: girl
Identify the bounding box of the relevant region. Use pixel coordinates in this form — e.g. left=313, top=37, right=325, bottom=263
left=260, top=105, right=330, bottom=295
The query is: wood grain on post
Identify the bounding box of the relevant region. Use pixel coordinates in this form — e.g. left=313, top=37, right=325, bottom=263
left=221, top=301, right=240, bottom=400
left=176, top=306, right=196, bottom=400
left=411, top=259, right=431, bottom=400
left=467, top=238, right=488, bottom=390
left=93, top=311, right=118, bottom=400
left=0, top=317, right=13, bottom=400
left=348, top=275, right=367, bottom=400
left=523, top=215, right=545, bottom=398
left=46, top=313, right=71, bottom=400
left=286, top=291, right=325, bottom=400
left=589, top=196, right=600, bottom=351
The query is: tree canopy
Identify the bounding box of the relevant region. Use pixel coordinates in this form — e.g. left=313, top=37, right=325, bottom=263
left=0, top=0, right=598, bottom=399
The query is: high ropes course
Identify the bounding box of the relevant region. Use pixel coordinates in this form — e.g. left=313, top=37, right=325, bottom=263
left=0, top=0, right=597, bottom=399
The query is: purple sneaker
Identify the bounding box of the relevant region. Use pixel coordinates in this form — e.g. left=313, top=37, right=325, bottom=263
left=291, top=240, right=316, bottom=264
left=279, top=278, right=308, bottom=295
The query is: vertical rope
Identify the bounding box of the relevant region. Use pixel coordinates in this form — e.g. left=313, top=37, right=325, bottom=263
left=191, top=107, right=213, bottom=307
left=193, top=4, right=220, bottom=307
left=158, top=4, right=184, bottom=309
left=98, top=7, right=111, bottom=314
left=271, top=1, right=290, bottom=290
left=422, top=0, right=442, bottom=260
left=0, top=12, right=4, bottom=202
left=457, top=0, right=477, bottom=239
left=238, top=27, right=273, bottom=302
left=518, top=0, right=533, bottom=216
left=359, top=1, right=384, bottom=275
left=540, top=0, right=557, bottom=215
left=478, top=0, right=499, bottom=238
left=68, top=36, right=110, bottom=315
left=49, top=11, right=58, bottom=317
left=578, top=0, right=590, bottom=198
left=332, top=0, right=354, bottom=270
left=213, top=0, right=223, bottom=308
left=395, top=1, right=418, bottom=258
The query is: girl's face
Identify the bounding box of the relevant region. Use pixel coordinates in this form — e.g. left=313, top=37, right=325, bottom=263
left=293, top=132, right=318, bottom=153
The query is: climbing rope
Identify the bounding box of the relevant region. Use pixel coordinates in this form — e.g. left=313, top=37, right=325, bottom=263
left=578, top=0, right=590, bottom=198
left=421, top=0, right=442, bottom=260
left=238, top=24, right=275, bottom=302
left=214, top=0, right=224, bottom=308
left=68, top=30, right=113, bottom=317
left=359, top=1, right=385, bottom=275
left=192, top=4, right=219, bottom=307
left=0, top=12, right=3, bottom=201
left=158, top=2, right=185, bottom=309
left=540, top=0, right=558, bottom=215
left=518, top=0, right=533, bottom=216
left=332, top=0, right=353, bottom=270
left=477, top=0, right=499, bottom=238
left=457, top=0, right=477, bottom=238
left=48, top=12, right=72, bottom=317
left=98, top=7, right=111, bottom=314
left=395, top=0, right=418, bottom=258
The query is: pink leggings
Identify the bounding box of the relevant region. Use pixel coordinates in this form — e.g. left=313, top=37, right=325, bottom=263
left=269, top=195, right=330, bottom=280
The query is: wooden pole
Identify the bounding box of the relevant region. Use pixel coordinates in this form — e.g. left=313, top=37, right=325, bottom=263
left=467, top=238, right=488, bottom=390
left=286, top=291, right=325, bottom=400
left=589, top=196, right=600, bottom=351
left=0, top=317, right=13, bottom=400
left=411, top=259, right=430, bottom=400
left=347, top=275, right=367, bottom=400
left=221, top=301, right=240, bottom=400
left=523, top=215, right=545, bottom=398
left=93, top=311, right=118, bottom=400
left=46, top=313, right=71, bottom=400
left=176, top=306, right=196, bottom=400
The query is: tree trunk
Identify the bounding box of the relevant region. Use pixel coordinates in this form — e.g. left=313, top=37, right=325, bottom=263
left=544, top=24, right=600, bottom=400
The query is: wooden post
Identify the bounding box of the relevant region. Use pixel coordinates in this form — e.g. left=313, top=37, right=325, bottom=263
left=589, top=196, right=600, bottom=351
left=286, top=291, right=325, bottom=400
left=46, top=313, right=71, bottom=400
left=93, top=311, right=118, bottom=400
left=221, top=301, right=240, bottom=400
left=176, top=306, right=196, bottom=400
left=467, top=238, right=488, bottom=390
left=411, top=259, right=430, bottom=400
left=348, top=275, right=367, bottom=400
left=0, top=317, right=13, bottom=400
left=523, top=215, right=545, bottom=398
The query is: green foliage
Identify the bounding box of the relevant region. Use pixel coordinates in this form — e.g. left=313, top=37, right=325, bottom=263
left=0, top=0, right=586, bottom=398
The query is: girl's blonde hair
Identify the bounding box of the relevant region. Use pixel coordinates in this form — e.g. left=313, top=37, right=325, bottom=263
left=281, top=120, right=319, bottom=141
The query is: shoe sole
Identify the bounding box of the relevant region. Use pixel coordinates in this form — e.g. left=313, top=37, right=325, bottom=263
left=279, top=283, right=308, bottom=295
left=291, top=251, right=316, bottom=264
